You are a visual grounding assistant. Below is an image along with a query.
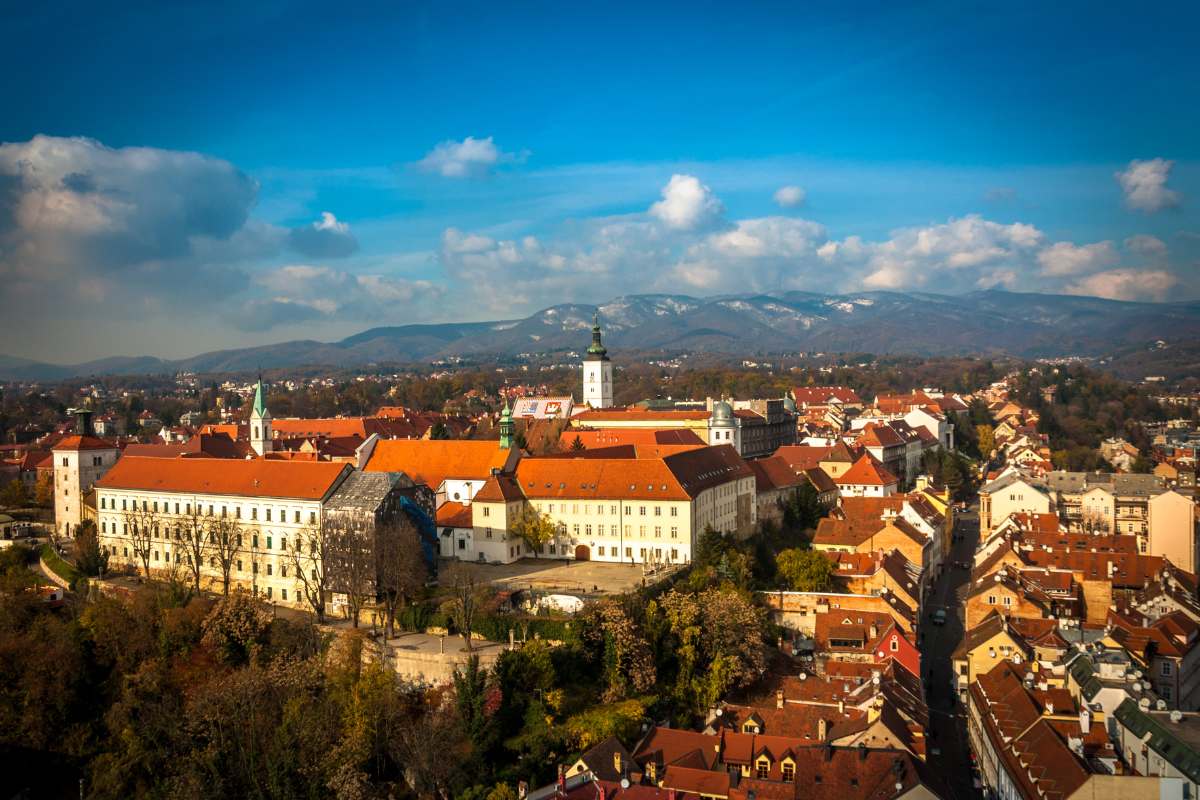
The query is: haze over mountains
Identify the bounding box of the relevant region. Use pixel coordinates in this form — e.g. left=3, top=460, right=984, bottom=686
left=4, top=290, right=1199, bottom=381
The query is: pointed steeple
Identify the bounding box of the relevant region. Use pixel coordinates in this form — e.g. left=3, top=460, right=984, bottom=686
left=586, top=311, right=608, bottom=361
left=252, top=375, right=269, bottom=417
left=498, top=391, right=514, bottom=450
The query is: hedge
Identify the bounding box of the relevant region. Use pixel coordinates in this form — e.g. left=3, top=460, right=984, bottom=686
left=40, top=543, right=83, bottom=588
left=393, top=601, right=575, bottom=644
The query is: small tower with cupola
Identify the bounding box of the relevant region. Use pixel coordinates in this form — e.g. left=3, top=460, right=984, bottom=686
left=499, top=395, right=515, bottom=450
left=582, top=312, right=613, bottom=409
left=250, top=376, right=273, bottom=456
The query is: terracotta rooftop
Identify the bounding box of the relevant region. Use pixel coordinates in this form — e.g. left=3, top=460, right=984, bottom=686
left=837, top=454, right=899, bottom=488
left=52, top=435, right=117, bottom=451
left=364, top=439, right=512, bottom=488
left=95, top=456, right=350, bottom=501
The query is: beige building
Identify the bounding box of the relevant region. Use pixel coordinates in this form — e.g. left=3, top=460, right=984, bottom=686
left=1148, top=490, right=1199, bottom=573
left=467, top=445, right=756, bottom=565
left=978, top=474, right=1052, bottom=538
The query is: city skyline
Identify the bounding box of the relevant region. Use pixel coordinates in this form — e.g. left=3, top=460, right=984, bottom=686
left=2, top=1, right=1198, bottom=362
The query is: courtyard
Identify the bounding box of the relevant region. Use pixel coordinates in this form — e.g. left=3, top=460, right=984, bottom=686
left=438, top=556, right=682, bottom=597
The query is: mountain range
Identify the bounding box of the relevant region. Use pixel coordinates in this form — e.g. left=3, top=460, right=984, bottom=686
left=4, top=290, right=1200, bottom=381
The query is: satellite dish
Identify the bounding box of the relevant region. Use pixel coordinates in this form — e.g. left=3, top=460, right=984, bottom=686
left=800, top=673, right=808, bottom=681
left=620, top=779, right=631, bottom=789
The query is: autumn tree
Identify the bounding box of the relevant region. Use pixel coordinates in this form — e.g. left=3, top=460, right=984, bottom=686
left=290, top=517, right=333, bottom=621
left=34, top=474, right=53, bottom=508
left=976, top=424, right=995, bottom=456
left=775, top=547, right=834, bottom=592
left=509, top=506, right=557, bottom=552
left=206, top=514, right=242, bottom=596
left=655, top=586, right=768, bottom=712
left=581, top=598, right=656, bottom=702
left=375, top=517, right=428, bottom=637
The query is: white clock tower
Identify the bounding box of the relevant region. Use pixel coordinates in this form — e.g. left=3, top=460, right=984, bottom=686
left=582, top=312, right=613, bottom=409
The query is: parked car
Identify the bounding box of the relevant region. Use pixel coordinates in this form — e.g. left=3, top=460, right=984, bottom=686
left=932, top=608, right=947, bottom=625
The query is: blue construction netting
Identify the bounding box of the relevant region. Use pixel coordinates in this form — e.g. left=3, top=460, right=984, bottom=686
left=397, top=495, right=439, bottom=572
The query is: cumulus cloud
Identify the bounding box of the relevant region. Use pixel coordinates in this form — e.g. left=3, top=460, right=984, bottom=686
left=821, top=215, right=1044, bottom=291
left=287, top=211, right=358, bottom=258
left=0, top=134, right=271, bottom=310
left=670, top=217, right=827, bottom=291
left=649, top=174, right=724, bottom=231
left=773, top=185, right=806, bottom=208
left=416, top=136, right=525, bottom=178
left=232, top=265, right=442, bottom=331
left=1036, top=241, right=1119, bottom=276
left=1116, top=158, right=1181, bottom=212
left=1124, top=234, right=1168, bottom=261
left=1064, top=269, right=1177, bottom=302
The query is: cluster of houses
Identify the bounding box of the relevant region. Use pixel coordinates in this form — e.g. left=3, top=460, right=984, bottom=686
left=963, top=387, right=1200, bottom=798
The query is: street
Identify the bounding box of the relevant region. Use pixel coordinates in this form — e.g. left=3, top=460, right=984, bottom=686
left=923, top=505, right=982, bottom=800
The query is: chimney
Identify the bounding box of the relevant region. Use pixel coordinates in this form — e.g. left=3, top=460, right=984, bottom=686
left=776, top=689, right=785, bottom=709
left=613, top=752, right=622, bottom=775
left=870, top=623, right=879, bottom=640
left=818, top=718, right=828, bottom=740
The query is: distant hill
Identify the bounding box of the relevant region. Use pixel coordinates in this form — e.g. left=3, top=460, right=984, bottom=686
left=5, top=290, right=1200, bottom=381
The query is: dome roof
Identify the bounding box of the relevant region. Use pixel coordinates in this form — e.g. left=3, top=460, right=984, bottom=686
left=711, top=400, right=733, bottom=424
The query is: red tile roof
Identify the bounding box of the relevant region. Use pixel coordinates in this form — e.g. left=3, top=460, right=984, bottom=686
left=364, top=440, right=512, bottom=488
left=436, top=501, right=473, bottom=529
left=561, top=428, right=707, bottom=448
left=52, top=435, right=117, bottom=451
left=792, top=386, right=863, bottom=406
left=575, top=407, right=713, bottom=422
left=95, top=456, right=350, bottom=500
left=836, top=455, right=899, bottom=488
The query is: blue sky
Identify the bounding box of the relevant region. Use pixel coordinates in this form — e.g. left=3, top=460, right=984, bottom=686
left=1, top=1, right=1197, bottom=361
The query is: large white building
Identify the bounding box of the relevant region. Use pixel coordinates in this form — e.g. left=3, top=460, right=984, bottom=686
left=92, top=456, right=402, bottom=608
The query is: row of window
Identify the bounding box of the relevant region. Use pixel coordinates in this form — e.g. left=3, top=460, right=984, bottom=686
left=99, top=520, right=298, bottom=553
left=99, top=495, right=316, bottom=525
left=532, top=503, right=680, bottom=517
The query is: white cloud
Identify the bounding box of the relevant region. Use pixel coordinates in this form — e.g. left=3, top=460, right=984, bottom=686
left=234, top=264, right=442, bottom=330
left=773, top=185, right=806, bottom=208
left=1124, top=234, right=1168, bottom=260
left=416, top=136, right=524, bottom=178
left=824, top=215, right=1044, bottom=290
left=288, top=211, right=358, bottom=258
left=649, top=174, right=724, bottom=231
left=1064, top=269, right=1177, bottom=302
left=1036, top=241, right=1118, bottom=276
left=1116, top=158, right=1181, bottom=212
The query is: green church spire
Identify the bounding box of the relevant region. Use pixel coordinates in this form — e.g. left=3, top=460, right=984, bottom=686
left=586, top=311, right=608, bottom=360
left=252, top=375, right=269, bottom=417
left=499, top=393, right=514, bottom=449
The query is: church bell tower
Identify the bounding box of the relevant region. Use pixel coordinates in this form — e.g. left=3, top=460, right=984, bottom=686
left=582, top=312, right=613, bottom=409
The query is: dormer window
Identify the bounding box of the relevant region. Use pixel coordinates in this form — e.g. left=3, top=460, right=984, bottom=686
left=755, top=757, right=770, bottom=779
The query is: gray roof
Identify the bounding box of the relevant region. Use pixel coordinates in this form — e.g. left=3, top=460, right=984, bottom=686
left=324, top=470, right=404, bottom=513
left=1115, top=698, right=1200, bottom=783
left=1045, top=470, right=1165, bottom=497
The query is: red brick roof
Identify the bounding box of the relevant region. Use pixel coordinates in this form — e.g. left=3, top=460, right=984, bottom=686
left=95, top=456, right=350, bottom=500
left=574, top=407, right=712, bottom=422
left=749, top=456, right=807, bottom=492
left=792, top=386, right=863, bottom=406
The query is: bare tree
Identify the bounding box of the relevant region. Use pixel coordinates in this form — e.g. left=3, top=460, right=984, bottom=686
left=442, top=563, right=488, bottom=653
left=325, top=514, right=375, bottom=628
left=290, top=518, right=333, bottom=622
left=376, top=517, right=429, bottom=638
left=178, top=500, right=210, bottom=594
left=206, top=515, right=242, bottom=596
left=122, top=504, right=159, bottom=578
